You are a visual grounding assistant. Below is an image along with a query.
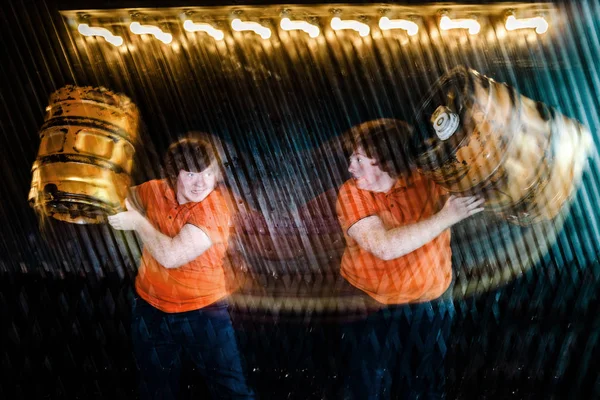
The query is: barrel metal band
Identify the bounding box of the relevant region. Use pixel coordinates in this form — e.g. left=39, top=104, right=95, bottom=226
left=36, top=153, right=128, bottom=175
left=40, top=116, right=135, bottom=144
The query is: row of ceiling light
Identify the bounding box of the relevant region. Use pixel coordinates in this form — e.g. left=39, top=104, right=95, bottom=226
left=77, top=13, right=550, bottom=47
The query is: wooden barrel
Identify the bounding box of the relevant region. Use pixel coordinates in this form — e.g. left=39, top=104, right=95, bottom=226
left=28, top=85, right=139, bottom=224
left=411, top=66, right=592, bottom=226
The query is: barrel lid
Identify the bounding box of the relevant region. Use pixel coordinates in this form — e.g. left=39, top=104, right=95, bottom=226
left=48, top=85, right=138, bottom=115
left=410, top=66, right=475, bottom=171
left=431, top=105, right=460, bottom=140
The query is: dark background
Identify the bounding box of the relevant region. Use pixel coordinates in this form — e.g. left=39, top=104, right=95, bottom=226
left=1, top=0, right=600, bottom=398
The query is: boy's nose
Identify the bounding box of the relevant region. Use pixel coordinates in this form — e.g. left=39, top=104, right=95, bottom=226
left=348, top=161, right=357, bottom=173
left=193, top=175, right=204, bottom=186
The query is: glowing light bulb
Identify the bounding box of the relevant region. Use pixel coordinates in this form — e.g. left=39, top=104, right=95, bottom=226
left=378, top=17, right=418, bottom=36
left=77, top=24, right=123, bottom=46
left=183, top=20, right=224, bottom=40
left=330, top=17, right=370, bottom=37
left=505, top=15, right=548, bottom=34
left=129, top=22, right=173, bottom=44
left=280, top=17, right=320, bottom=38
left=440, top=15, right=480, bottom=35
left=231, top=18, right=271, bottom=39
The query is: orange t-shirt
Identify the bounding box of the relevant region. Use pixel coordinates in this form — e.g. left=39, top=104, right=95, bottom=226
left=132, top=179, right=233, bottom=313
left=336, top=174, right=452, bottom=305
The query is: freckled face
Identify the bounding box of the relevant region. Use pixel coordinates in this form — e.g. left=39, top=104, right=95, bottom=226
left=175, top=163, right=219, bottom=204
left=347, top=147, right=387, bottom=192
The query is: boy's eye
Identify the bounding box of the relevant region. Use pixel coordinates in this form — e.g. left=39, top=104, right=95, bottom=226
left=187, top=173, right=194, bottom=177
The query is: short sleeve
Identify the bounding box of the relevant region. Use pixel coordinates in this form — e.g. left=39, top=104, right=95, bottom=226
left=127, top=185, right=146, bottom=215
left=187, top=192, right=231, bottom=244
left=130, top=180, right=169, bottom=215
left=336, top=180, right=379, bottom=234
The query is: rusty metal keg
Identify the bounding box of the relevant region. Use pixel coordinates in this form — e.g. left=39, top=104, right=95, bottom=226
left=28, top=85, right=139, bottom=224
left=411, top=66, right=592, bottom=226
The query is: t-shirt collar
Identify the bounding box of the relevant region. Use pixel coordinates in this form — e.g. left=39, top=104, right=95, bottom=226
left=386, top=173, right=418, bottom=195
left=162, top=180, right=179, bottom=205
